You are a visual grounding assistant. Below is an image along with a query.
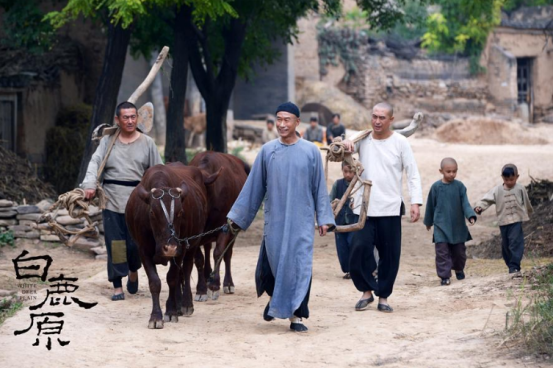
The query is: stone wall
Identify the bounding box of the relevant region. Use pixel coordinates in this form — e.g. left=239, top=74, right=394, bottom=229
left=330, top=42, right=490, bottom=125
left=295, top=6, right=553, bottom=126
left=0, top=199, right=106, bottom=260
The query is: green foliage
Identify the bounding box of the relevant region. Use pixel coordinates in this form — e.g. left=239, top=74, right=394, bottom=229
left=0, top=230, right=15, bottom=248
left=317, top=26, right=367, bottom=82
left=230, top=145, right=246, bottom=162
left=45, top=0, right=237, bottom=30
left=45, top=104, right=92, bottom=194
left=128, top=3, right=174, bottom=59
left=0, top=298, right=23, bottom=325
left=0, top=0, right=55, bottom=52
left=421, top=0, right=504, bottom=74
left=503, top=0, right=551, bottom=12
left=197, top=0, right=340, bottom=81
left=45, top=0, right=146, bottom=29
left=45, top=0, right=239, bottom=67
left=378, top=0, right=429, bottom=41
left=185, top=148, right=204, bottom=163
left=317, top=1, right=430, bottom=82
left=343, top=7, right=369, bottom=31
left=507, top=264, right=553, bottom=356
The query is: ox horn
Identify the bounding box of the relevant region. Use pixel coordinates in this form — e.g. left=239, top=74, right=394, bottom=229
left=136, top=185, right=150, bottom=204
left=178, top=182, right=189, bottom=199
left=202, top=167, right=223, bottom=186
left=396, top=112, right=423, bottom=138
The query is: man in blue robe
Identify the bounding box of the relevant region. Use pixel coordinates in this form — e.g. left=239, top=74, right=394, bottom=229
left=227, top=102, right=335, bottom=332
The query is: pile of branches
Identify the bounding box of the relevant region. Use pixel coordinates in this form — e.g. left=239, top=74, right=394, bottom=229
left=0, top=146, right=56, bottom=203
left=526, top=177, right=553, bottom=207
left=469, top=179, right=553, bottom=259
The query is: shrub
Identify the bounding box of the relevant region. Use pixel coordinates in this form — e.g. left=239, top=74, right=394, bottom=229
left=0, top=230, right=15, bottom=248
left=44, top=104, right=92, bottom=194
left=506, top=264, right=553, bottom=356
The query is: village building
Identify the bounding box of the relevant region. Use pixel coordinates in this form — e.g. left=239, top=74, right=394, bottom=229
left=485, top=6, right=553, bottom=123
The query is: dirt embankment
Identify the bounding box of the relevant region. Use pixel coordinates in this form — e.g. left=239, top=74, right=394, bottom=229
left=435, top=119, right=552, bottom=145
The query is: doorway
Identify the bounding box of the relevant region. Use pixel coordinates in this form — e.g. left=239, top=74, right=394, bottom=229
left=0, top=94, right=17, bottom=151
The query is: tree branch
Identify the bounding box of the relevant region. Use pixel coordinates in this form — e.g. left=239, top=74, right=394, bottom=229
left=188, top=37, right=211, bottom=98
left=198, top=19, right=216, bottom=83
left=216, top=17, right=247, bottom=95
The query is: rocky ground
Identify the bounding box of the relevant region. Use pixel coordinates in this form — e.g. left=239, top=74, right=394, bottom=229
left=0, top=126, right=552, bottom=368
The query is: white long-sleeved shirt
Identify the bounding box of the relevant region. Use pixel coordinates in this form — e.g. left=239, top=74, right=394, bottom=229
left=352, top=132, right=422, bottom=217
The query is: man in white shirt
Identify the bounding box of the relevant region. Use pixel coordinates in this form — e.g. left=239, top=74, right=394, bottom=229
left=343, top=102, right=422, bottom=313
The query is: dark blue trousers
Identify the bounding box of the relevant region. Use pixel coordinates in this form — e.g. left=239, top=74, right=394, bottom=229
left=349, top=216, right=401, bottom=299
left=499, top=222, right=524, bottom=272
left=103, top=210, right=142, bottom=288
left=335, top=232, right=354, bottom=273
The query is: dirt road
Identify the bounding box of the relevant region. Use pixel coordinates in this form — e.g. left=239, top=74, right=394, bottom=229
left=0, top=131, right=552, bottom=368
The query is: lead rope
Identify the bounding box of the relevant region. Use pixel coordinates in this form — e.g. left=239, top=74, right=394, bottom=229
left=207, top=219, right=241, bottom=284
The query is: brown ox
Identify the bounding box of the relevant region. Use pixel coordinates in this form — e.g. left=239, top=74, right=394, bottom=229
left=126, top=162, right=220, bottom=329
left=189, top=152, right=249, bottom=301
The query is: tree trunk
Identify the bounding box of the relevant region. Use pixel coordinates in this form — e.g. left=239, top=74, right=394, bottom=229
left=77, top=22, right=131, bottom=184
left=192, top=18, right=247, bottom=153
left=204, top=96, right=228, bottom=152
left=150, top=51, right=166, bottom=146
left=164, top=5, right=191, bottom=164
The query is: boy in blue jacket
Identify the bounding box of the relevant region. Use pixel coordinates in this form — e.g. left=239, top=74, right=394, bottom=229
left=424, top=158, right=476, bottom=285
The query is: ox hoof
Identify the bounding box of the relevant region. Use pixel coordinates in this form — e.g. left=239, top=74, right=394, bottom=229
left=181, top=306, right=194, bottom=316
left=223, top=286, right=235, bottom=294
left=194, top=294, right=208, bottom=302
left=164, top=314, right=179, bottom=323
left=148, top=320, right=164, bottom=329
left=207, top=289, right=220, bottom=300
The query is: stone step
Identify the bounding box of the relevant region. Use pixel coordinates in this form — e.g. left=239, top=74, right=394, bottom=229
left=40, top=234, right=61, bottom=242
left=16, top=205, right=41, bottom=214
left=16, top=213, right=42, bottom=221
left=0, top=210, right=17, bottom=219
left=13, top=230, right=40, bottom=239
left=0, top=200, right=14, bottom=208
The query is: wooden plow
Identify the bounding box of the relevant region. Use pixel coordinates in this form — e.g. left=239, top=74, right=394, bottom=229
left=41, top=46, right=170, bottom=246
left=322, top=112, right=423, bottom=232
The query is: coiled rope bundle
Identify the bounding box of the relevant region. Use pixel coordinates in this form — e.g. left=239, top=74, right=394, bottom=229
left=321, top=134, right=372, bottom=233
left=42, top=187, right=107, bottom=247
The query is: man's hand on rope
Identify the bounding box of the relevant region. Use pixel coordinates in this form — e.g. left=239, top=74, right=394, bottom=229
left=342, top=139, right=354, bottom=152
left=84, top=189, right=96, bottom=200
left=227, top=219, right=242, bottom=233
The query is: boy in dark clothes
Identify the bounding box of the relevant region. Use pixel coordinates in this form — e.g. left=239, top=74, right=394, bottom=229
left=329, top=162, right=359, bottom=279
left=474, top=164, right=533, bottom=274
left=424, top=158, right=476, bottom=286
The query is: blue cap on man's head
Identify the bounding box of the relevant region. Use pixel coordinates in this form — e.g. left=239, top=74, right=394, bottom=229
left=275, top=102, right=300, bottom=117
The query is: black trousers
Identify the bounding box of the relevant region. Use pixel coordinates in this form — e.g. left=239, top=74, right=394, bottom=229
left=349, top=216, right=401, bottom=299
left=257, top=244, right=311, bottom=319
left=103, top=210, right=142, bottom=288
left=500, top=222, right=524, bottom=271
left=435, top=242, right=466, bottom=279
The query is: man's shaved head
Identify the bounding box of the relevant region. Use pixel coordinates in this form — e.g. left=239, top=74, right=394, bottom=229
left=440, top=157, right=458, bottom=169
left=373, top=102, right=394, bottom=118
